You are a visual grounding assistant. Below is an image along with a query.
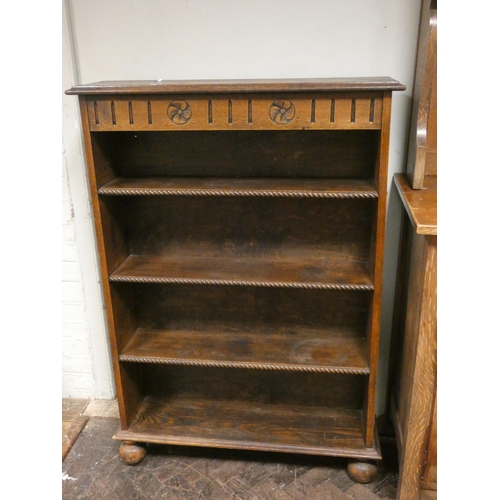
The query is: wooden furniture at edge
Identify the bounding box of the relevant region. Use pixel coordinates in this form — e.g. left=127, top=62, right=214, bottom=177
left=390, top=174, right=436, bottom=500
left=388, top=1, right=437, bottom=499
left=66, top=77, right=405, bottom=482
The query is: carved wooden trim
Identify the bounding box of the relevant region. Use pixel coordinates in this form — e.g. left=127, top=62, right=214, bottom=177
left=98, top=187, right=378, bottom=198
left=167, top=100, right=192, bottom=124
left=118, top=355, right=370, bottom=374
left=109, top=275, right=374, bottom=290
left=87, top=94, right=383, bottom=131
left=269, top=99, right=295, bottom=124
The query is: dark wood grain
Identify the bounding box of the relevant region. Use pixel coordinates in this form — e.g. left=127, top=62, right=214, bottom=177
left=92, top=130, right=380, bottom=180
left=140, top=364, right=366, bottom=409
left=110, top=253, right=373, bottom=289
left=105, top=195, right=375, bottom=264
left=129, top=284, right=371, bottom=333
left=114, top=395, right=381, bottom=460
left=66, top=77, right=406, bottom=95
left=120, top=327, right=369, bottom=374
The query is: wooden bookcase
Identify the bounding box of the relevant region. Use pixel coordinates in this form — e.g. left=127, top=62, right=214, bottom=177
left=66, top=78, right=404, bottom=481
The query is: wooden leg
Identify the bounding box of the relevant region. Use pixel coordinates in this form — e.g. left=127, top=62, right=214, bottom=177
left=347, top=459, right=378, bottom=484
left=119, top=441, right=147, bottom=465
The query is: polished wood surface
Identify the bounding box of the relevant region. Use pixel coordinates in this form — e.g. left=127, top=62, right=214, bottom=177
left=347, top=460, right=378, bottom=484
left=68, top=78, right=404, bottom=474
left=394, top=174, right=436, bottom=235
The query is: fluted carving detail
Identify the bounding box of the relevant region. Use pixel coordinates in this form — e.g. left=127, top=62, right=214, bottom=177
left=118, top=355, right=370, bottom=374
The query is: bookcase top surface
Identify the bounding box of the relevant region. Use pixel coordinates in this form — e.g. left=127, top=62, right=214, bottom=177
left=66, top=77, right=405, bottom=95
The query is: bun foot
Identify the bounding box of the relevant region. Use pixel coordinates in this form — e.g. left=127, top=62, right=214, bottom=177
left=119, top=441, right=147, bottom=465
left=347, top=459, right=378, bottom=483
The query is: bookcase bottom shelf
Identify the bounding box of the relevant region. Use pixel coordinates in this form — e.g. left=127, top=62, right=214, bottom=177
left=113, top=395, right=381, bottom=460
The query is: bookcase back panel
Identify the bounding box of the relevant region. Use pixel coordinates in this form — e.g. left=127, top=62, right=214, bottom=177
left=91, top=130, right=379, bottom=180
left=113, top=282, right=371, bottom=336
left=105, top=196, right=375, bottom=261
left=141, top=365, right=366, bottom=410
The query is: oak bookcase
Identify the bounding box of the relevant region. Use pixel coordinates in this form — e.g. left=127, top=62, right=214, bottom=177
left=66, top=78, right=404, bottom=481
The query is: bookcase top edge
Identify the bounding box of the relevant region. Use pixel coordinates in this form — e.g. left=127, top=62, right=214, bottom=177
left=66, top=77, right=406, bottom=95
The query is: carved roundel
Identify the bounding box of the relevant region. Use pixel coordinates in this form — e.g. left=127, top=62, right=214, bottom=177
left=269, top=99, right=295, bottom=124
left=167, top=100, right=192, bottom=124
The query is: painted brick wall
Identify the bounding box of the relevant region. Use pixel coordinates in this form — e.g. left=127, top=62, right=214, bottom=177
left=62, top=149, right=96, bottom=398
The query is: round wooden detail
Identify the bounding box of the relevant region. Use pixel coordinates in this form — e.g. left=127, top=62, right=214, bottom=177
left=119, top=441, right=147, bottom=465
left=269, top=99, right=295, bottom=124
left=167, top=100, right=192, bottom=124
left=347, top=459, right=378, bottom=484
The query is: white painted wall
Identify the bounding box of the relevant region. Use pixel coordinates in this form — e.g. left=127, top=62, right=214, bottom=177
left=63, top=0, right=421, bottom=413
left=62, top=1, right=114, bottom=399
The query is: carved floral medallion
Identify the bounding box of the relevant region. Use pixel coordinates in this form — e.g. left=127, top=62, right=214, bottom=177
left=269, top=99, right=295, bottom=124
left=167, top=100, right=192, bottom=124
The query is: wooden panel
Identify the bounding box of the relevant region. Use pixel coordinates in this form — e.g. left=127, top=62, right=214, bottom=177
left=66, top=76, right=406, bottom=95
left=91, top=130, right=380, bottom=180
left=421, top=387, right=437, bottom=486
left=131, top=284, right=371, bottom=333
left=395, top=234, right=437, bottom=500
left=77, top=97, right=138, bottom=429
left=120, top=327, right=369, bottom=374
left=98, top=177, right=378, bottom=198
left=364, top=91, right=393, bottom=447
left=141, top=365, right=366, bottom=409
left=86, top=94, right=383, bottom=131
left=109, top=196, right=375, bottom=261
left=420, top=491, right=437, bottom=500
left=109, top=282, right=137, bottom=353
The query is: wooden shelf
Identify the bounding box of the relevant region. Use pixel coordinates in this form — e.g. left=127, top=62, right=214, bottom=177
left=98, top=177, right=378, bottom=198
left=394, top=174, right=437, bottom=235
left=113, top=395, right=381, bottom=459
left=119, top=327, right=369, bottom=374
left=110, top=254, right=374, bottom=290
